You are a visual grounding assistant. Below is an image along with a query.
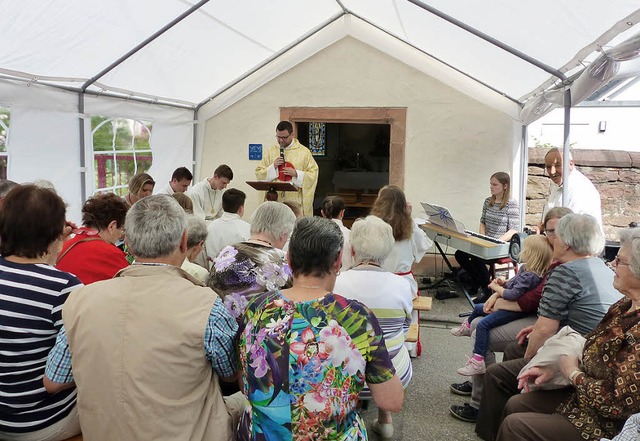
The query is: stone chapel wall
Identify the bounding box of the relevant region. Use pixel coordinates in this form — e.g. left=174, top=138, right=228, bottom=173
left=526, top=147, right=640, bottom=240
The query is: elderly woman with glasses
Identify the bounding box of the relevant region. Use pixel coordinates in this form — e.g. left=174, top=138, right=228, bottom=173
left=494, top=226, right=640, bottom=441
left=235, top=217, right=404, bottom=441
left=209, top=201, right=296, bottom=319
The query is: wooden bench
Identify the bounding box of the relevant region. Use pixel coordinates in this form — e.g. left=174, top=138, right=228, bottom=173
left=413, top=296, right=432, bottom=311
left=406, top=296, right=432, bottom=345
left=406, top=323, right=419, bottom=343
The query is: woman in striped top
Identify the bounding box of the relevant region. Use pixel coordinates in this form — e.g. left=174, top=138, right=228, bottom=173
left=334, top=215, right=413, bottom=439
left=455, top=172, right=520, bottom=301
left=0, top=185, right=83, bottom=441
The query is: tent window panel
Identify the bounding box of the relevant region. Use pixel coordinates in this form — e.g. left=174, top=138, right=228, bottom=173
left=91, top=116, right=152, bottom=195
left=0, top=107, right=10, bottom=180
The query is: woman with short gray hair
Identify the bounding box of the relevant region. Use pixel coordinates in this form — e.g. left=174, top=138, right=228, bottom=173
left=555, top=213, right=605, bottom=257
left=334, top=215, right=413, bottom=438
left=235, top=217, right=404, bottom=440
left=209, top=201, right=295, bottom=317
left=249, top=201, right=296, bottom=249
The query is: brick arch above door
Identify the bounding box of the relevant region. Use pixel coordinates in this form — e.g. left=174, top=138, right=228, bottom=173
left=280, top=107, right=406, bottom=189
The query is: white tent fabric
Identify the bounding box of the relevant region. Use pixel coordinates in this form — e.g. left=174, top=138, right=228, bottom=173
left=3, top=1, right=640, bottom=108
left=521, top=33, right=640, bottom=124
left=2, top=1, right=640, bottom=221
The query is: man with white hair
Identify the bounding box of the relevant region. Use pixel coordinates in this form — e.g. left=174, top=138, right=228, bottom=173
left=473, top=213, right=622, bottom=440
left=541, top=147, right=602, bottom=227
left=44, top=195, right=243, bottom=441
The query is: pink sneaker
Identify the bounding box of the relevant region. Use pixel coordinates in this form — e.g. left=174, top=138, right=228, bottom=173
left=457, top=356, right=486, bottom=376
left=450, top=322, right=471, bottom=337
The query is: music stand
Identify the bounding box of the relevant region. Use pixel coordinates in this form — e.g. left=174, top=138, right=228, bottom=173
left=246, top=181, right=298, bottom=202
left=421, top=202, right=466, bottom=234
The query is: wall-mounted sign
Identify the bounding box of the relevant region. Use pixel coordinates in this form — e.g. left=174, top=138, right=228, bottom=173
left=249, top=144, right=262, bottom=160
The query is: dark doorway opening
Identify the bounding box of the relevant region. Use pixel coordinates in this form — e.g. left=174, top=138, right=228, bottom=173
left=297, top=122, right=390, bottom=225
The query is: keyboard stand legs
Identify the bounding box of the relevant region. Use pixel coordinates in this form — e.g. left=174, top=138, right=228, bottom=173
left=433, top=241, right=474, bottom=309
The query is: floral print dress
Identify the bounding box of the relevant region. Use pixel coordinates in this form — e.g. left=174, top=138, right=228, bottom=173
left=235, top=290, right=395, bottom=441
left=208, top=242, right=292, bottom=320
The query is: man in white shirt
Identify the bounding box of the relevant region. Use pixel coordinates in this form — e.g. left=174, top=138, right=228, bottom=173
left=205, top=188, right=250, bottom=268
left=186, top=164, right=233, bottom=221
left=541, top=148, right=602, bottom=228
left=157, top=167, right=193, bottom=195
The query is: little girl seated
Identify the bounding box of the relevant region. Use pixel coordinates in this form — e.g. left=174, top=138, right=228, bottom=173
left=451, top=234, right=553, bottom=376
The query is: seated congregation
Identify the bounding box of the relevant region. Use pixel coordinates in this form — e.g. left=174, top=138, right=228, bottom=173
left=0, top=175, right=432, bottom=441
left=449, top=210, right=640, bottom=441
left=1, top=166, right=638, bottom=441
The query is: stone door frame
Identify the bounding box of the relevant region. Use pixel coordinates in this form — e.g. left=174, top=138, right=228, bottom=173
left=280, top=107, right=407, bottom=188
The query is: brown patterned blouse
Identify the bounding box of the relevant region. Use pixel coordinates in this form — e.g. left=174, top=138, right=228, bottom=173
left=558, top=297, right=640, bottom=441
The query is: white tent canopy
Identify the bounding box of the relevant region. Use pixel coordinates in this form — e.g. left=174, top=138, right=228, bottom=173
left=5, top=1, right=640, bottom=108
left=2, top=0, right=640, bottom=220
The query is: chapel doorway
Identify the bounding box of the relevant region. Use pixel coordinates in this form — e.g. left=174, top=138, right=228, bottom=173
left=280, top=107, right=406, bottom=225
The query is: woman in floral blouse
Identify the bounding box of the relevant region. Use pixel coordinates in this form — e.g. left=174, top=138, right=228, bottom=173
left=498, top=227, right=640, bottom=441
left=208, top=201, right=296, bottom=320
left=234, top=217, right=404, bottom=440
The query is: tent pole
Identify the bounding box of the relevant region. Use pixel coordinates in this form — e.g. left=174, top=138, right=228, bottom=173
left=196, top=11, right=345, bottom=110
left=347, top=12, right=522, bottom=105
left=193, top=109, right=198, bottom=181
left=78, top=92, right=87, bottom=204
left=0, top=76, right=195, bottom=110
left=406, top=0, right=566, bottom=81
left=81, top=0, right=210, bottom=93
left=520, top=124, right=528, bottom=230
left=562, top=88, right=572, bottom=208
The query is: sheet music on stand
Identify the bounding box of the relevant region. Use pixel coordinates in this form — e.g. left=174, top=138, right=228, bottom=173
left=421, top=202, right=466, bottom=234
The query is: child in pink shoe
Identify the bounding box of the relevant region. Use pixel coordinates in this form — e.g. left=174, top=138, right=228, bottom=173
left=452, top=235, right=553, bottom=376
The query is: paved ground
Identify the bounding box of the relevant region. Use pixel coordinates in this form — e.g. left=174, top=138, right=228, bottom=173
left=360, top=279, right=486, bottom=440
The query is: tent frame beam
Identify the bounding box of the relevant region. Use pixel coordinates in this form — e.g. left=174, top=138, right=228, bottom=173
left=80, top=0, right=210, bottom=93
left=196, top=11, right=346, bottom=111
left=406, top=0, right=567, bottom=82
left=405, top=0, right=575, bottom=224
left=347, top=11, right=522, bottom=105
left=77, top=0, right=209, bottom=203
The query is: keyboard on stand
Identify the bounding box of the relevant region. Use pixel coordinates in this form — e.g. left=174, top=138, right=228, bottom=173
left=464, top=230, right=506, bottom=245
left=421, top=223, right=510, bottom=260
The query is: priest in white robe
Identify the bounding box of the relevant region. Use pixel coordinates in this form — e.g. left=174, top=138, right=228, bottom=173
left=255, top=121, right=319, bottom=217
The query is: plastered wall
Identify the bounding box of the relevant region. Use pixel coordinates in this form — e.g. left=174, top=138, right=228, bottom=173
left=200, top=37, right=517, bottom=230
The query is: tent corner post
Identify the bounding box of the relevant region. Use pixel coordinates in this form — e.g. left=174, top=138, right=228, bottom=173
left=78, top=92, right=87, bottom=204
left=562, top=88, right=572, bottom=208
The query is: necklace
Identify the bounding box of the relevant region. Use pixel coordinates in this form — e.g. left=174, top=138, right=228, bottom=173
left=133, top=262, right=174, bottom=268
left=208, top=189, right=217, bottom=214
left=356, top=261, right=381, bottom=268
left=249, top=238, right=273, bottom=246
left=295, top=284, right=324, bottom=290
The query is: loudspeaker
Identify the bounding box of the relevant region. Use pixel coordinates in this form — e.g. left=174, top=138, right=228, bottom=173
left=509, top=232, right=529, bottom=262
